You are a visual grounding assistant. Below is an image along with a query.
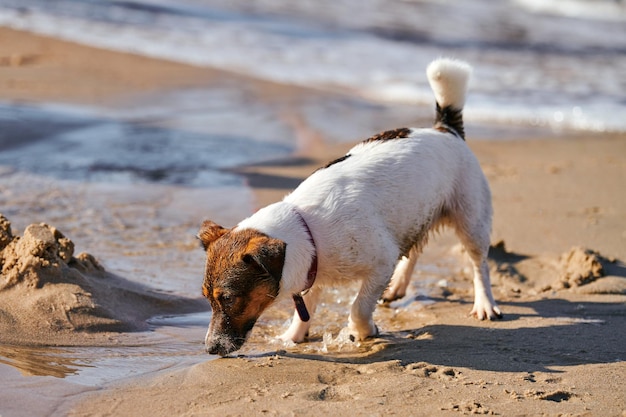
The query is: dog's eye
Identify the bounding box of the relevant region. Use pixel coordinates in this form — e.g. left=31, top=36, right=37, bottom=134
left=219, top=293, right=237, bottom=306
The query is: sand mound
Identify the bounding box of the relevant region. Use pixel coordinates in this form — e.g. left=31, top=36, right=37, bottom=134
left=0, top=217, right=101, bottom=290
left=0, top=214, right=205, bottom=345
left=551, top=246, right=626, bottom=294
left=487, top=242, right=625, bottom=295
left=556, top=247, right=604, bottom=289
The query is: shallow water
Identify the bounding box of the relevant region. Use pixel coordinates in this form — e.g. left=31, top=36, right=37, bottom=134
left=0, top=321, right=211, bottom=416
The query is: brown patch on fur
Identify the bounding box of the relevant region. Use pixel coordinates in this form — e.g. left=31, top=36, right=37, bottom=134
left=363, top=127, right=412, bottom=143
left=244, top=236, right=268, bottom=256
left=202, top=228, right=285, bottom=291
left=201, top=225, right=286, bottom=354
left=202, top=285, right=209, bottom=298
left=198, top=220, right=228, bottom=250
left=434, top=104, right=464, bottom=139
left=231, top=283, right=277, bottom=331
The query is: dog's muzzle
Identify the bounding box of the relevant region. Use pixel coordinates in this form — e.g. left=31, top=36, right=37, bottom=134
left=204, top=318, right=255, bottom=356
left=205, top=330, right=245, bottom=356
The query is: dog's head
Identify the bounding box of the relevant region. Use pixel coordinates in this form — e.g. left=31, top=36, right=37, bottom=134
left=198, top=220, right=286, bottom=356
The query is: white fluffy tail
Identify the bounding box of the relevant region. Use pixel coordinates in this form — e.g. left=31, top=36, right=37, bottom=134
left=427, top=58, right=472, bottom=110
left=426, top=58, right=472, bottom=139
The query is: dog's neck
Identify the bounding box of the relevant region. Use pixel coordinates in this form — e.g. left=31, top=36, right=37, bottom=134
left=237, top=202, right=317, bottom=302
left=290, top=208, right=318, bottom=322
left=291, top=208, right=318, bottom=291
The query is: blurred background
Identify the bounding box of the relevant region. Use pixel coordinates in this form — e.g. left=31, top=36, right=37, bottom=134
left=1, top=0, right=625, bottom=187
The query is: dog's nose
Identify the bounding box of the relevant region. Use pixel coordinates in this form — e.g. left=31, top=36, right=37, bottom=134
left=206, top=344, right=220, bottom=355
left=206, top=340, right=232, bottom=356
left=205, top=332, right=241, bottom=356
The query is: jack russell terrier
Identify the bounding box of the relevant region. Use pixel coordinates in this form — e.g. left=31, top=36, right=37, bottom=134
left=199, top=58, right=502, bottom=356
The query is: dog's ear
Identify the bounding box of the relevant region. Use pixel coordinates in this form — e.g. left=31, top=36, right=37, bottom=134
left=198, top=220, right=228, bottom=250
left=243, top=237, right=286, bottom=282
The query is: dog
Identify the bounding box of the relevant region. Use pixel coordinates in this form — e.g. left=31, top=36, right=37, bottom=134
left=199, top=58, right=502, bottom=356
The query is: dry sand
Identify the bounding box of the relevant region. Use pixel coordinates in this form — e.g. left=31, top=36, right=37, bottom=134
left=0, top=28, right=625, bottom=417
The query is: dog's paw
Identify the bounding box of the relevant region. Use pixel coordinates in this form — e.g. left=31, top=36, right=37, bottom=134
left=379, top=287, right=405, bottom=305
left=279, top=311, right=315, bottom=343
left=347, top=321, right=379, bottom=342
left=279, top=326, right=309, bottom=344
left=469, top=303, right=503, bottom=320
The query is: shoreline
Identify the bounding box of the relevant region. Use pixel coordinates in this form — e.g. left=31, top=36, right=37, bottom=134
left=0, top=27, right=625, bottom=417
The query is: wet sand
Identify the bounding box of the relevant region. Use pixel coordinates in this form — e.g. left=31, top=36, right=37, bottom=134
left=1, top=28, right=625, bottom=417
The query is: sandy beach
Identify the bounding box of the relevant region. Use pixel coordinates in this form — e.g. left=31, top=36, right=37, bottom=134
left=1, top=27, right=625, bottom=417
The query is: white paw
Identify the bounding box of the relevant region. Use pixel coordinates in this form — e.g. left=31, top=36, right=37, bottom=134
left=279, top=328, right=307, bottom=344
left=470, top=301, right=503, bottom=320
left=380, top=285, right=406, bottom=303
left=347, top=320, right=379, bottom=342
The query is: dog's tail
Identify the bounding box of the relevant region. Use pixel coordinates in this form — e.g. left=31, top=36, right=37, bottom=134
left=426, top=58, right=471, bottom=140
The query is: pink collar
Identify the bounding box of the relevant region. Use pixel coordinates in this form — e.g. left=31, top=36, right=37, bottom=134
left=291, top=208, right=317, bottom=322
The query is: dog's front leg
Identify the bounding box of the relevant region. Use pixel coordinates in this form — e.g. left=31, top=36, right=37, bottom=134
left=279, top=286, right=321, bottom=343
left=347, top=265, right=394, bottom=341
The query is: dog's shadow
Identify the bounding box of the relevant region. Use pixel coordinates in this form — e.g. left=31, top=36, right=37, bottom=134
left=246, top=247, right=626, bottom=373
left=257, top=296, right=625, bottom=374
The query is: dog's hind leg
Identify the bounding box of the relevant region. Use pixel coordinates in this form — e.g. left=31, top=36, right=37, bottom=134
left=279, top=286, right=321, bottom=343
left=380, top=246, right=419, bottom=303
left=451, top=192, right=502, bottom=320
left=464, top=241, right=502, bottom=320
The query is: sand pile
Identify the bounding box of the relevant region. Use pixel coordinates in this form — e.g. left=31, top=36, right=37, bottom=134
left=487, top=241, right=625, bottom=296
left=0, top=214, right=205, bottom=345
left=553, top=246, right=626, bottom=294
left=556, top=247, right=604, bottom=289
left=0, top=216, right=102, bottom=290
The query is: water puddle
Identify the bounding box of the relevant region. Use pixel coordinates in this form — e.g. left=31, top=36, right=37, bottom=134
left=0, top=314, right=211, bottom=382
left=0, top=345, right=90, bottom=378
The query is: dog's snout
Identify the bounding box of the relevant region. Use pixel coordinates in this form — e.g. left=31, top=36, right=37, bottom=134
left=205, top=338, right=228, bottom=356
left=205, top=331, right=241, bottom=356
left=205, top=342, right=222, bottom=356
left=204, top=332, right=226, bottom=356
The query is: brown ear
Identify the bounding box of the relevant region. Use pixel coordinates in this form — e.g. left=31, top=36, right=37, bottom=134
left=243, top=237, right=286, bottom=282
left=198, top=220, right=228, bottom=250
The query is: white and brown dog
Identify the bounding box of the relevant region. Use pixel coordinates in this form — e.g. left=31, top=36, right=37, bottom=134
left=199, top=58, right=502, bottom=356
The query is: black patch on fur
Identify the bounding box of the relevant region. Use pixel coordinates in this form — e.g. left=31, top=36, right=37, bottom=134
left=321, top=153, right=352, bottom=170
left=315, top=127, right=411, bottom=173
left=363, top=127, right=412, bottom=144
left=434, top=104, right=465, bottom=140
